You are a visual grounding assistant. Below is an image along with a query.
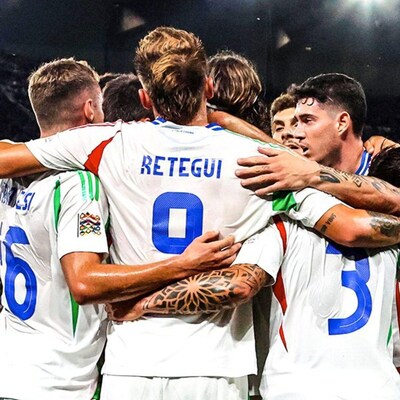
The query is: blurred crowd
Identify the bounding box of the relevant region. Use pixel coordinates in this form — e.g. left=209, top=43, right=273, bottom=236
left=0, top=51, right=40, bottom=141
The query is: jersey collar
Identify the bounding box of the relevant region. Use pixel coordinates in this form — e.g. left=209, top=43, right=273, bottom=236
left=355, top=149, right=372, bottom=176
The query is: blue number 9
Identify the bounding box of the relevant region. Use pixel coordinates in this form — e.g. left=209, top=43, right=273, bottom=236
left=152, top=192, right=203, bottom=254
left=327, top=242, right=372, bottom=335
left=4, top=226, right=37, bottom=320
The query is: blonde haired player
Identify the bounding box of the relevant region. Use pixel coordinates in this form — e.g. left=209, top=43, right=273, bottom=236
left=0, top=57, right=237, bottom=400
left=0, top=58, right=108, bottom=400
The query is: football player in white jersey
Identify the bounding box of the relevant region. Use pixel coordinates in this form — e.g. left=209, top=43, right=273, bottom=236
left=235, top=72, right=400, bottom=214
left=121, top=147, right=400, bottom=400
left=194, top=73, right=400, bottom=397
left=232, top=73, right=400, bottom=396
left=0, top=57, right=108, bottom=400
left=0, top=28, right=400, bottom=400
left=0, top=58, right=238, bottom=400
left=246, top=147, right=400, bottom=400
left=235, top=216, right=400, bottom=400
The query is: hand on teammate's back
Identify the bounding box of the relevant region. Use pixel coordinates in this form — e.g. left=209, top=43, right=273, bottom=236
left=236, top=146, right=320, bottom=196
left=105, top=232, right=241, bottom=323
left=181, top=231, right=241, bottom=273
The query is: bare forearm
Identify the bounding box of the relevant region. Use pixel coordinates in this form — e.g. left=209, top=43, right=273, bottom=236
left=0, top=144, right=47, bottom=177
left=62, top=254, right=191, bottom=305
left=140, top=264, right=269, bottom=316
left=315, top=206, right=400, bottom=248
left=62, top=233, right=241, bottom=305
left=310, top=165, right=400, bottom=216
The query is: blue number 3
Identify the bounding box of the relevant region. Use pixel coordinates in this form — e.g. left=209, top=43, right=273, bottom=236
left=4, top=226, right=37, bottom=320
left=327, top=242, right=372, bottom=335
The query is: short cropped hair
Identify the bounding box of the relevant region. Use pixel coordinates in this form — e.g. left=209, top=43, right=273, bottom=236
left=28, top=58, right=100, bottom=130
left=289, top=73, right=367, bottom=136
left=134, top=26, right=207, bottom=125
left=207, top=50, right=269, bottom=132
left=270, top=92, right=297, bottom=120
left=368, top=146, right=400, bottom=188
left=102, top=74, right=153, bottom=122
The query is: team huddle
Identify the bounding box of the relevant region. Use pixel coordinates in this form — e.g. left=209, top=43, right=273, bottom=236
left=0, top=26, right=400, bottom=400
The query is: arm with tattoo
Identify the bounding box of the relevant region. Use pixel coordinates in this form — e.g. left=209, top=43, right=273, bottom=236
left=311, top=165, right=400, bottom=216
left=236, top=147, right=400, bottom=216
left=107, top=264, right=271, bottom=321
left=314, top=205, right=400, bottom=248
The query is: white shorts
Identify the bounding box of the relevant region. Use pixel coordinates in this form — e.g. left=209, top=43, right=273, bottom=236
left=101, top=375, right=248, bottom=400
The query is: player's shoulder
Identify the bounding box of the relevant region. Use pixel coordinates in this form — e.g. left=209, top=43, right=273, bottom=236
left=68, top=120, right=124, bottom=133
left=52, top=170, right=102, bottom=200
left=57, top=169, right=99, bottom=184
left=115, top=119, right=158, bottom=143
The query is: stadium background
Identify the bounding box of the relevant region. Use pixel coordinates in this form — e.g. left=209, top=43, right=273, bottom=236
left=1, top=0, right=399, bottom=142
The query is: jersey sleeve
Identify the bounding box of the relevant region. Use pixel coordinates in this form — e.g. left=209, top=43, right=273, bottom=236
left=26, top=122, right=121, bottom=173
left=275, top=188, right=343, bottom=228
left=232, top=221, right=285, bottom=284
left=54, top=171, right=109, bottom=259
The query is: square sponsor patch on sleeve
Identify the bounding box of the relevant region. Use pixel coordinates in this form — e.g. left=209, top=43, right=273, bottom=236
left=78, top=212, right=102, bottom=236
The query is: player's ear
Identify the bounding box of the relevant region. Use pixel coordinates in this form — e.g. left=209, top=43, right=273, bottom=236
left=205, top=77, right=214, bottom=100
left=83, top=98, right=95, bottom=123
left=139, top=88, right=153, bottom=110
left=336, top=111, right=351, bottom=137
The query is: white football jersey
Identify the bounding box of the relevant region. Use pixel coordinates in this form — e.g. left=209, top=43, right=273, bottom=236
left=0, top=171, right=109, bottom=400
left=234, top=215, right=400, bottom=400
left=26, top=118, right=341, bottom=377
left=0, top=176, right=27, bottom=311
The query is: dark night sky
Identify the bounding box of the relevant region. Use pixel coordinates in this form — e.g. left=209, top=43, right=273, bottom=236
left=1, top=0, right=400, bottom=98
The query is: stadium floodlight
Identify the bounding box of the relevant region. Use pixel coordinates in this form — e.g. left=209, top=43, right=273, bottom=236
left=354, top=0, right=385, bottom=3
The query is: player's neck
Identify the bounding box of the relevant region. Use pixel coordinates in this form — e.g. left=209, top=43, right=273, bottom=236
left=186, top=107, right=209, bottom=126
left=153, top=104, right=209, bottom=127
left=40, top=129, right=57, bottom=138
left=186, top=97, right=210, bottom=126
left=331, top=136, right=365, bottom=174
left=40, top=120, right=90, bottom=138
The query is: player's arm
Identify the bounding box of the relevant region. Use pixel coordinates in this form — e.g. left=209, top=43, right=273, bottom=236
left=61, top=232, right=241, bottom=305
left=0, top=126, right=118, bottom=178
left=364, top=135, right=400, bottom=157
left=314, top=204, right=400, bottom=248
left=0, top=143, right=47, bottom=177
left=208, top=111, right=275, bottom=143
left=106, top=263, right=271, bottom=322
left=236, top=146, right=400, bottom=216
left=307, top=166, right=400, bottom=216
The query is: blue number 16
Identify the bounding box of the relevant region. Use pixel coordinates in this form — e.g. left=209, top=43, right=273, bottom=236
left=4, top=226, right=37, bottom=320
left=152, top=192, right=204, bottom=254
left=327, top=242, right=372, bottom=335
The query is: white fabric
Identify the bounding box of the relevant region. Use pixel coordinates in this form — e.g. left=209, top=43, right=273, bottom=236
left=101, top=375, right=248, bottom=400
left=0, top=171, right=109, bottom=400
left=26, top=119, right=341, bottom=377
left=234, top=216, right=400, bottom=400
left=392, top=280, right=400, bottom=368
